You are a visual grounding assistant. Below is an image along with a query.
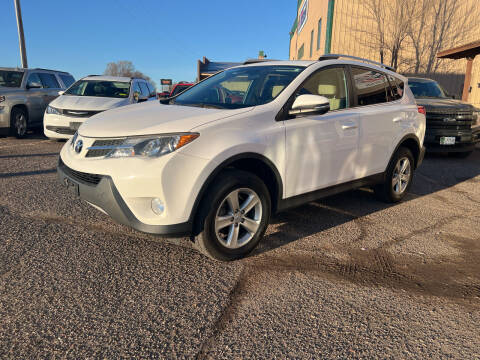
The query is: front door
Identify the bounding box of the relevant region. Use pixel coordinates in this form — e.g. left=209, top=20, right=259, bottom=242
left=284, top=66, right=360, bottom=198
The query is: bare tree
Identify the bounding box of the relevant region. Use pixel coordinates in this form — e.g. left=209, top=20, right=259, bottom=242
left=425, top=0, right=476, bottom=75
left=104, top=60, right=153, bottom=83
left=406, top=0, right=432, bottom=74
left=353, top=0, right=414, bottom=69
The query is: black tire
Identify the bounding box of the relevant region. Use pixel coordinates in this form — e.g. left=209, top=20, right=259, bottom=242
left=449, top=151, right=473, bottom=159
left=194, top=169, right=271, bottom=261
left=10, top=107, right=28, bottom=138
left=374, top=147, right=414, bottom=203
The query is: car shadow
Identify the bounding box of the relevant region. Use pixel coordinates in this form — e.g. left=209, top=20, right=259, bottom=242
left=253, top=149, right=480, bottom=256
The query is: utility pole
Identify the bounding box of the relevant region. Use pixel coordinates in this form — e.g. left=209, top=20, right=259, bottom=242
left=14, top=0, right=28, bottom=68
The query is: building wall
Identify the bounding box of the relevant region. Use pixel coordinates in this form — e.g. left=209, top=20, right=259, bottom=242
left=289, top=0, right=480, bottom=106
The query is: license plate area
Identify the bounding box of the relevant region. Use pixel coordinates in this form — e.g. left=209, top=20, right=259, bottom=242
left=62, top=176, right=79, bottom=197
left=440, top=136, right=456, bottom=145
left=70, top=122, right=82, bottom=131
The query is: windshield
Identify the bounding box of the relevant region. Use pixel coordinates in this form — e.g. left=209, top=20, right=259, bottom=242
left=65, top=80, right=130, bottom=98
left=174, top=65, right=306, bottom=109
left=408, top=80, right=447, bottom=98
left=0, top=70, right=24, bottom=88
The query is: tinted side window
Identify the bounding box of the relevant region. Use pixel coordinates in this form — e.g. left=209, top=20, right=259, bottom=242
left=297, top=67, right=348, bottom=111
left=27, top=73, right=43, bottom=88
left=146, top=82, right=156, bottom=97
left=133, top=82, right=141, bottom=95
left=60, top=74, right=75, bottom=88
left=352, top=67, right=389, bottom=106
left=39, top=73, right=60, bottom=88
left=139, top=82, right=150, bottom=97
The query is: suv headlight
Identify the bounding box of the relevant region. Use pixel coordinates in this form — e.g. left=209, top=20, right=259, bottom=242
left=473, top=111, right=479, bottom=126
left=46, top=105, right=62, bottom=115
left=0, top=95, right=5, bottom=103
left=105, top=133, right=199, bottom=158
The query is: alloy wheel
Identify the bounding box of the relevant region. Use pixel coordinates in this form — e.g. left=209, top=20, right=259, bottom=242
left=15, top=113, right=27, bottom=137
left=214, top=188, right=262, bottom=249
left=392, top=157, right=411, bottom=195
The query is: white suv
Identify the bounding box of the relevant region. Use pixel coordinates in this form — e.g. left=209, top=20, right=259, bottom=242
left=44, top=76, right=156, bottom=139
left=58, top=55, right=426, bottom=261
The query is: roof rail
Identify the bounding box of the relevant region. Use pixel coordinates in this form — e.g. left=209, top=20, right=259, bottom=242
left=318, top=54, right=395, bottom=72
left=243, top=58, right=279, bottom=65
left=33, top=68, right=69, bottom=74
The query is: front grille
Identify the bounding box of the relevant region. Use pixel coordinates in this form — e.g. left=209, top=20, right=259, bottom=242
left=46, top=126, right=76, bottom=135
left=59, top=158, right=102, bottom=186
left=62, top=109, right=102, bottom=118
left=85, top=138, right=125, bottom=158
left=426, top=110, right=474, bottom=130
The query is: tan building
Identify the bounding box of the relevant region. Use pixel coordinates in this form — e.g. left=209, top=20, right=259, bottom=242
left=289, top=0, right=480, bottom=107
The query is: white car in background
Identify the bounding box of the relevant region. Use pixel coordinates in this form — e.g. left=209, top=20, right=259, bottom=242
left=58, top=55, right=426, bottom=261
left=44, top=75, right=156, bottom=139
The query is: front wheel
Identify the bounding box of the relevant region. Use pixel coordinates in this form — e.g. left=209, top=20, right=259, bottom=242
left=374, top=147, right=414, bottom=203
left=194, top=170, right=271, bottom=261
left=10, top=107, right=28, bottom=138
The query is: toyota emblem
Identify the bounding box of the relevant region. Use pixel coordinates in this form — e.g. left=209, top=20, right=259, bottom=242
left=75, top=139, right=83, bottom=153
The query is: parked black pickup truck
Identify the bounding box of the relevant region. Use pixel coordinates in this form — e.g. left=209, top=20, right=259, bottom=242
left=408, top=77, right=479, bottom=157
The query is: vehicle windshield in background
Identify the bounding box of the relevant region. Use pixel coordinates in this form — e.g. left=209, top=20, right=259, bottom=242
left=408, top=79, right=447, bottom=99
left=171, top=84, right=192, bottom=97
left=174, top=65, right=306, bottom=109
left=0, top=70, right=24, bottom=88
left=65, top=80, right=130, bottom=98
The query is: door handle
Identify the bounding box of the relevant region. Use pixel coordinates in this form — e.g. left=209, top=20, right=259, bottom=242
left=341, top=124, right=357, bottom=130
left=393, top=118, right=403, bottom=123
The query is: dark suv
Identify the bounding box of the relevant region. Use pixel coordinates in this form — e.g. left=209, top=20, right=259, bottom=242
left=408, top=77, right=479, bottom=157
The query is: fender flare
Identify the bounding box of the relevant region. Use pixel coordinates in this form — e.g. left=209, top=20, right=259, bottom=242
left=187, top=152, right=283, bottom=226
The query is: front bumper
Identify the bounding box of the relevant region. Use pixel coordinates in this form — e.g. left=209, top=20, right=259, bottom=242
left=0, top=105, right=10, bottom=134
left=44, top=113, right=84, bottom=139
left=57, top=158, right=193, bottom=236
left=424, top=128, right=478, bottom=153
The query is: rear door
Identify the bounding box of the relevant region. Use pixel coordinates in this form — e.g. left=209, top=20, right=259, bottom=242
left=24, top=72, right=44, bottom=123
left=284, top=66, right=360, bottom=197
left=350, top=66, right=405, bottom=176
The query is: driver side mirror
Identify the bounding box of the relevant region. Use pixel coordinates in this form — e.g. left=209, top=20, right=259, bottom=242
left=58, top=90, right=65, bottom=96
left=289, top=94, right=330, bottom=116
left=26, top=82, right=42, bottom=89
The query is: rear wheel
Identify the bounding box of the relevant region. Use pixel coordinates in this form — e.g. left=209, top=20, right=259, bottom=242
left=374, top=147, right=414, bottom=203
left=10, top=107, right=28, bottom=138
left=194, top=170, right=271, bottom=261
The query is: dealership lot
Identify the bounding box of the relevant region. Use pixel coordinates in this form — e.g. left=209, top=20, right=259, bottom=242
left=0, top=134, right=479, bottom=358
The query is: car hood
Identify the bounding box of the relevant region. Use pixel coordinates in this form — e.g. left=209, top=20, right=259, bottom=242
left=50, top=95, right=128, bottom=111
left=79, top=101, right=254, bottom=137
left=415, top=98, right=476, bottom=112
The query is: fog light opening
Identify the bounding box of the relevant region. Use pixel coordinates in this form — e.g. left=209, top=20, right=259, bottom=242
left=151, top=198, right=165, bottom=216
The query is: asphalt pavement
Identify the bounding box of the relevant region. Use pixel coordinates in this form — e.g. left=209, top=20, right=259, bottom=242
left=0, top=132, right=479, bottom=359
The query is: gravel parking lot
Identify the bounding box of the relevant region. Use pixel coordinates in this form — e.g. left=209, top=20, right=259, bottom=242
left=1, top=132, right=479, bottom=359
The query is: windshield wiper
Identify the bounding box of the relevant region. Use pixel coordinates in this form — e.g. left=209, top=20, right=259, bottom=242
left=176, top=103, right=225, bottom=109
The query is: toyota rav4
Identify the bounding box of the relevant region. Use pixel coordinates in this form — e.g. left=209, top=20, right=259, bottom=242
left=57, top=55, right=426, bottom=261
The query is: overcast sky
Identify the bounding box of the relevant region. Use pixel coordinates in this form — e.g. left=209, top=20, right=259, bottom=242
left=1, top=0, right=296, bottom=86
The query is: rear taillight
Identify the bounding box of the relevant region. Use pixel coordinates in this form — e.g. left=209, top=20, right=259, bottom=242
left=417, top=106, right=426, bottom=115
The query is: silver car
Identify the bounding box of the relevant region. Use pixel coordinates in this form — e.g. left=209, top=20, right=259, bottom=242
left=0, top=67, right=75, bottom=138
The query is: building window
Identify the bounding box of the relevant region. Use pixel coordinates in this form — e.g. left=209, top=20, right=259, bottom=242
left=298, top=43, right=304, bottom=60
left=310, top=30, right=314, bottom=58
left=317, top=19, right=322, bottom=51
